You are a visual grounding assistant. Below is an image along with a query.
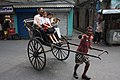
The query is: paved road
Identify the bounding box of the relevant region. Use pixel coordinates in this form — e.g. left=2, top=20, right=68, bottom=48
left=0, top=40, right=120, bottom=80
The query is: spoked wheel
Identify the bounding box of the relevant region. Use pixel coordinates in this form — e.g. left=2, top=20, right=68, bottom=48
left=52, top=36, right=70, bottom=61
left=27, top=38, right=46, bottom=70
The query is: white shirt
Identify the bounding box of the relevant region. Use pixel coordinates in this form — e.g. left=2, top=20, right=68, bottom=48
left=34, top=14, right=42, bottom=26
left=96, top=22, right=103, bottom=32
left=40, top=17, right=52, bottom=26
left=50, top=18, right=54, bottom=24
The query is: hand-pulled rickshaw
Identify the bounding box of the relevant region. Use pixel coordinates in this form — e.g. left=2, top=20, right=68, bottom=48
left=24, top=18, right=108, bottom=71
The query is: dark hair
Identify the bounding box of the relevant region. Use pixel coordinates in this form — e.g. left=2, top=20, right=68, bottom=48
left=37, top=7, right=44, bottom=12
left=47, top=12, right=53, bottom=16
left=78, top=35, right=82, bottom=39
left=86, top=26, right=93, bottom=33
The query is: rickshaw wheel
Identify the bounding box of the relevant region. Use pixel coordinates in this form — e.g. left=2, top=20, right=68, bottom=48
left=27, top=38, right=46, bottom=71
left=52, top=36, right=70, bottom=61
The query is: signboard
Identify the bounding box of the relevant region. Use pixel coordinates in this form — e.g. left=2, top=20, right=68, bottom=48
left=113, top=31, right=120, bottom=41
left=106, top=30, right=120, bottom=44
left=0, top=6, right=14, bottom=13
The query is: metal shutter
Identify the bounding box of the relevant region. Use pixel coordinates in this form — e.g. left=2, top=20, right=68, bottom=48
left=54, top=13, right=68, bottom=36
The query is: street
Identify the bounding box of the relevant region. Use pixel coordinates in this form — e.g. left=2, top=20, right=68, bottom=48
left=0, top=39, right=120, bottom=80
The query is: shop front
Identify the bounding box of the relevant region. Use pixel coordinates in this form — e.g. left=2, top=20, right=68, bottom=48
left=14, top=8, right=36, bottom=39
left=101, top=9, right=120, bottom=45
left=0, top=5, right=15, bottom=40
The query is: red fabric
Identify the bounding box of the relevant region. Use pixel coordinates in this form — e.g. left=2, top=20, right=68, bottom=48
left=42, top=23, right=50, bottom=32
left=77, top=34, right=92, bottom=54
left=7, top=28, right=15, bottom=35
left=9, top=29, right=14, bottom=33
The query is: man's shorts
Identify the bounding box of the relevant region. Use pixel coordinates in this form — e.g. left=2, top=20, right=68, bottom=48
left=75, top=53, right=89, bottom=64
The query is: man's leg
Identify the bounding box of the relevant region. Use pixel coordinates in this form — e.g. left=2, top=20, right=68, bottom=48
left=97, top=32, right=101, bottom=43
left=73, top=64, right=80, bottom=79
left=82, top=61, right=91, bottom=79
left=96, top=32, right=99, bottom=43
left=52, top=34, right=59, bottom=43
left=39, top=29, right=49, bottom=42
left=74, top=64, right=80, bottom=75
left=73, top=53, right=81, bottom=79
left=48, top=35, right=55, bottom=43
left=93, top=32, right=97, bottom=43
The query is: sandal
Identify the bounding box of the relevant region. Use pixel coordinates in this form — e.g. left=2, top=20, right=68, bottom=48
left=73, top=73, right=79, bottom=79
left=82, top=75, right=91, bottom=80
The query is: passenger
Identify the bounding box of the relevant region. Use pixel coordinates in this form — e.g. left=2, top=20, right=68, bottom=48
left=47, top=12, right=54, bottom=25
left=34, top=7, right=44, bottom=28
left=33, top=8, right=49, bottom=42
left=47, top=12, right=61, bottom=38
left=40, top=11, right=59, bottom=43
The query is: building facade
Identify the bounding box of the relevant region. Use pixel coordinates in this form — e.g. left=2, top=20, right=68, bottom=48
left=73, top=0, right=111, bottom=33
left=74, top=0, right=96, bottom=32
left=0, top=1, right=74, bottom=39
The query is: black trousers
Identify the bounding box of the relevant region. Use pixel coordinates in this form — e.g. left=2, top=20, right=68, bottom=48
left=94, top=32, right=102, bottom=43
left=33, top=28, right=49, bottom=42
left=0, top=31, right=4, bottom=39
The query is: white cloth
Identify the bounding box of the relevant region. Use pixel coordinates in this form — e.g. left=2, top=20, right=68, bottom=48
left=55, top=28, right=61, bottom=38
left=96, top=22, right=103, bottom=33
left=0, top=24, right=2, bottom=31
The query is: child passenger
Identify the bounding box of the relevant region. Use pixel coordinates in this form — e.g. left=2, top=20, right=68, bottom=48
left=73, top=26, right=94, bottom=80
left=47, top=12, right=61, bottom=38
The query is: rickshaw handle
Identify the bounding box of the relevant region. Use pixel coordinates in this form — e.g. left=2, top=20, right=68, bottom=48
left=98, top=50, right=109, bottom=57
left=52, top=44, right=101, bottom=60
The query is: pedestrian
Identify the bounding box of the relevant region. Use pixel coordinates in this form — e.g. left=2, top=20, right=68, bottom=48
left=73, top=26, right=93, bottom=80
left=3, top=15, right=11, bottom=40
left=93, top=22, right=103, bottom=44
left=0, top=19, right=4, bottom=40
left=0, top=23, right=3, bottom=40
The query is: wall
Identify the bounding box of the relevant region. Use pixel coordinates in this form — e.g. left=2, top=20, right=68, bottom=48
left=74, top=1, right=95, bottom=32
